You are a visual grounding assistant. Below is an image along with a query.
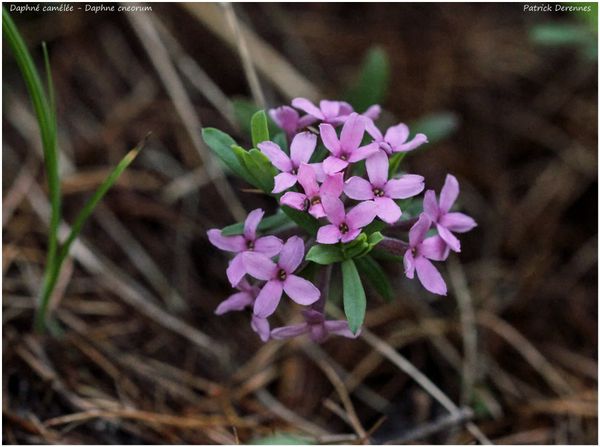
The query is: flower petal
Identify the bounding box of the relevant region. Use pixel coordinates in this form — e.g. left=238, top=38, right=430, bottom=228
left=308, top=203, right=325, bottom=218
left=346, top=200, right=377, bottom=230
left=272, top=172, right=298, bottom=193
left=319, top=123, right=341, bottom=155
left=384, top=123, right=409, bottom=147
left=397, top=134, right=428, bottom=152
left=243, top=208, right=264, bottom=240
left=420, top=235, right=451, bottom=261
left=404, top=250, right=415, bottom=279
left=437, top=224, right=461, bottom=252
left=440, top=212, right=477, bottom=233
left=375, top=197, right=402, bottom=224
left=242, top=252, right=277, bottom=281
left=322, top=156, right=348, bottom=174
left=283, top=275, right=320, bottom=305
left=278, top=236, right=305, bottom=273
left=271, top=323, right=309, bottom=340
left=292, top=97, right=324, bottom=119
left=365, top=150, right=389, bottom=187
left=384, top=174, right=425, bottom=199
left=258, top=141, right=292, bottom=172
left=254, top=236, right=284, bottom=257
left=340, top=228, right=361, bottom=243
left=290, top=131, right=317, bottom=165
left=320, top=172, right=344, bottom=198
left=340, top=113, right=365, bottom=150
left=324, top=320, right=360, bottom=338
left=310, top=162, right=326, bottom=182
left=347, top=142, right=380, bottom=162
left=253, top=280, right=283, bottom=318
left=215, top=291, right=254, bottom=315
left=317, top=224, right=342, bottom=244
left=409, top=214, right=431, bottom=247
left=251, top=315, right=271, bottom=342
left=362, top=104, right=381, bottom=120
left=269, top=106, right=299, bottom=135
left=280, top=191, right=307, bottom=212
left=422, top=190, right=439, bottom=221
left=319, top=99, right=340, bottom=119
left=207, top=229, right=246, bottom=252
left=297, top=163, right=319, bottom=196
left=322, top=195, right=346, bottom=225
left=415, top=256, right=447, bottom=295
left=365, top=117, right=383, bottom=141
left=439, top=174, right=459, bottom=213
left=344, top=176, right=374, bottom=200
left=226, top=254, right=246, bottom=286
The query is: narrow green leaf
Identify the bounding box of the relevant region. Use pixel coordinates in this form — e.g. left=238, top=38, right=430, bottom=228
left=281, top=206, right=319, bottom=235
left=367, top=231, right=384, bottom=248
left=306, top=244, right=344, bottom=265
left=221, top=211, right=295, bottom=236
left=355, top=255, right=393, bottom=301
left=232, top=97, right=278, bottom=137
left=247, top=148, right=276, bottom=192
left=341, top=259, right=367, bottom=334
left=201, top=128, right=255, bottom=185
left=530, top=22, right=592, bottom=46
left=250, top=110, right=269, bottom=147
left=388, top=152, right=407, bottom=177
left=345, top=46, right=390, bottom=111
left=58, top=143, right=144, bottom=264
left=272, top=132, right=288, bottom=152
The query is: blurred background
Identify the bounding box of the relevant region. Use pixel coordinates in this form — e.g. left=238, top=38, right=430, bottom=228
left=2, top=2, right=598, bottom=444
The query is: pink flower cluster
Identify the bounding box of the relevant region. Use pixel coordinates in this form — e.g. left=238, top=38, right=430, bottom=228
left=208, top=98, right=476, bottom=342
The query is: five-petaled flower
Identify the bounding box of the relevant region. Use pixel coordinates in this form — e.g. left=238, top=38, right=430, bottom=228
left=207, top=209, right=283, bottom=286
left=317, top=196, right=377, bottom=244
left=243, top=236, right=320, bottom=318
left=345, top=150, right=425, bottom=223
left=403, top=214, right=450, bottom=295
left=271, top=309, right=359, bottom=342
left=423, top=174, right=477, bottom=252
left=291, top=98, right=355, bottom=126
left=281, top=166, right=343, bottom=218
left=365, top=119, right=428, bottom=155
left=320, top=113, right=380, bottom=174
left=259, top=131, right=320, bottom=193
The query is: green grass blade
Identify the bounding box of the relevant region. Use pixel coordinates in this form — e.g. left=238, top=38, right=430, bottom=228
left=58, top=144, right=144, bottom=264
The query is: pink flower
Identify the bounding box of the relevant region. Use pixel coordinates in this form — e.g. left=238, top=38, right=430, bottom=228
left=258, top=131, right=319, bottom=193
left=251, top=314, right=271, bottom=342
left=320, top=113, right=379, bottom=174
left=280, top=167, right=344, bottom=218
left=243, top=236, right=320, bottom=318
left=344, top=151, right=425, bottom=224
left=317, top=196, right=377, bottom=244
left=403, top=214, right=450, bottom=295
left=365, top=119, right=428, bottom=155
left=423, top=174, right=477, bottom=253
left=291, top=98, right=354, bottom=126
left=271, top=309, right=359, bottom=342
left=207, top=209, right=283, bottom=286
left=269, top=106, right=314, bottom=140
left=214, top=279, right=259, bottom=315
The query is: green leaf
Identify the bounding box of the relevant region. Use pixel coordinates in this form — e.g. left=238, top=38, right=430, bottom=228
left=281, top=206, right=319, bottom=235
left=251, top=110, right=270, bottom=147
left=341, top=259, right=367, bottom=334
left=232, top=97, right=278, bottom=137
left=341, top=233, right=369, bottom=259
left=412, top=112, right=459, bottom=144
left=221, top=211, right=295, bottom=236
left=345, top=46, right=390, bottom=111
left=355, top=255, right=393, bottom=301
left=306, top=244, right=344, bottom=265
left=232, top=145, right=277, bottom=193
left=272, top=132, right=288, bottom=152
left=202, top=128, right=255, bottom=184
left=367, top=231, right=384, bottom=247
